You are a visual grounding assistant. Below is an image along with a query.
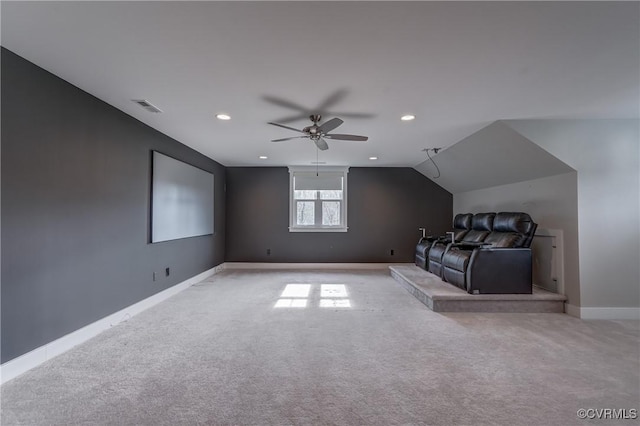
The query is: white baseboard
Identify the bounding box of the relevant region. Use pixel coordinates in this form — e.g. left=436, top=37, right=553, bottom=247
left=565, top=303, right=639, bottom=320
left=564, top=303, right=581, bottom=318
left=578, top=307, right=640, bottom=320
left=0, top=264, right=224, bottom=385
left=223, top=262, right=413, bottom=270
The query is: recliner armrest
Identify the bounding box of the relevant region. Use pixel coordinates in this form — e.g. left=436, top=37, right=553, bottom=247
left=466, top=248, right=532, bottom=294
left=419, top=236, right=447, bottom=244
left=450, top=241, right=491, bottom=250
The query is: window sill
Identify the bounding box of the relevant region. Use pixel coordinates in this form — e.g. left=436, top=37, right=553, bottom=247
left=289, top=227, right=348, bottom=233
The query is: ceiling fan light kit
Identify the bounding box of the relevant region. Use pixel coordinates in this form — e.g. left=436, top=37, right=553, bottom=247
left=269, top=115, right=369, bottom=151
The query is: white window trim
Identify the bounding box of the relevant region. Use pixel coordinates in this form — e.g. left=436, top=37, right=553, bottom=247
left=288, top=166, right=349, bottom=232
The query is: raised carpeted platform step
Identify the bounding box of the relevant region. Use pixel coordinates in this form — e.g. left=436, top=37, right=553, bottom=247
left=390, top=265, right=566, bottom=313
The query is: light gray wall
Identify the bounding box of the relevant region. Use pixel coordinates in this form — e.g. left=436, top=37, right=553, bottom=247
left=505, top=119, right=640, bottom=309
left=414, top=121, right=574, bottom=193
left=454, top=172, right=580, bottom=305
left=1, top=48, right=226, bottom=363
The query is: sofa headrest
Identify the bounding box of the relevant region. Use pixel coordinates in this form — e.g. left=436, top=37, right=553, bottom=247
left=453, top=213, right=473, bottom=230
left=493, top=212, right=534, bottom=235
left=471, top=213, right=495, bottom=231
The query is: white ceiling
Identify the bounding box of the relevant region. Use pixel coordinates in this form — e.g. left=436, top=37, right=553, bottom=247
left=2, top=1, right=638, bottom=167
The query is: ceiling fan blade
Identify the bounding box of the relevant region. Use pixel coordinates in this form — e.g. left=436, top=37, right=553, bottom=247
left=271, top=136, right=308, bottom=142
left=318, top=118, right=343, bottom=134
left=316, top=89, right=348, bottom=111
left=268, top=122, right=305, bottom=133
left=325, top=134, right=369, bottom=141
left=263, top=95, right=308, bottom=112
left=331, top=112, right=376, bottom=120
left=314, top=138, right=329, bottom=151
left=271, top=113, right=309, bottom=124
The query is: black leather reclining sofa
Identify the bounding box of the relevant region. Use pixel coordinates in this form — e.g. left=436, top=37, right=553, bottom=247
left=416, top=212, right=537, bottom=294
left=414, top=213, right=472, bottom=270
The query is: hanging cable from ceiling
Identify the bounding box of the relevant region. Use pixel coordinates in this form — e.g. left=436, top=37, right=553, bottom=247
left=422, top=148, right=442, bottom=179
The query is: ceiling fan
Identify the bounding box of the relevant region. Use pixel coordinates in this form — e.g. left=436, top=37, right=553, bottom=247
left=268, top=115, right=368, bottom=151
left=263, top=89, right=375, bottom=123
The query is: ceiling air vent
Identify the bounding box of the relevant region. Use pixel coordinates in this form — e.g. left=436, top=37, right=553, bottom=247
left=132, top=99, right=163, bottom=113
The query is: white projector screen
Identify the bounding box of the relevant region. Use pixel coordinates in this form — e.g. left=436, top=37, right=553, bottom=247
left=151, top=151, right=214, bottom=243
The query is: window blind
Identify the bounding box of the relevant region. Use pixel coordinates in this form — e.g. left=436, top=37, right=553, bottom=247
left=294, top=172, right=343, bottom=191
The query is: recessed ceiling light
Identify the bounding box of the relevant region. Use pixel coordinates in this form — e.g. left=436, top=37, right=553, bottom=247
left=216, top=113, right=231, bottom=120
left=259, top=156, right=268, bottom=159
left=369, top=156, right=378, bottom=160
left=401, top=114, right=416, bottom=121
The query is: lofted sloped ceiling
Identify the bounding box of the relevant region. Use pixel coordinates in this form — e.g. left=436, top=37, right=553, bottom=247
left=1, top=1, right=638, bottom=167
left=414, top=121, right=575, bottom=193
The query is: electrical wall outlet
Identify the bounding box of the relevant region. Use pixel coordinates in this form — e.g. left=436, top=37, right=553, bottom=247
left=390, top=249, right=395, bottom=256
left=267, top=248, right=271, bottom=255
left=165, top=267, right=170, bottom=277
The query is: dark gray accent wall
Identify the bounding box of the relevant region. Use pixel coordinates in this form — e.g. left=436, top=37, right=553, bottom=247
left=1, top=48, right=226, bottom=363
left=225, top=167, right=452, bottom=262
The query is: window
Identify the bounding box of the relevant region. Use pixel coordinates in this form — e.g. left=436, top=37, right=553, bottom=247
left=288, top=166, right=349, bottom=232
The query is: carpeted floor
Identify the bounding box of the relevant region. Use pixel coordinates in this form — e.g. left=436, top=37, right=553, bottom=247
left=1, top=269, right=638, bottom=425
